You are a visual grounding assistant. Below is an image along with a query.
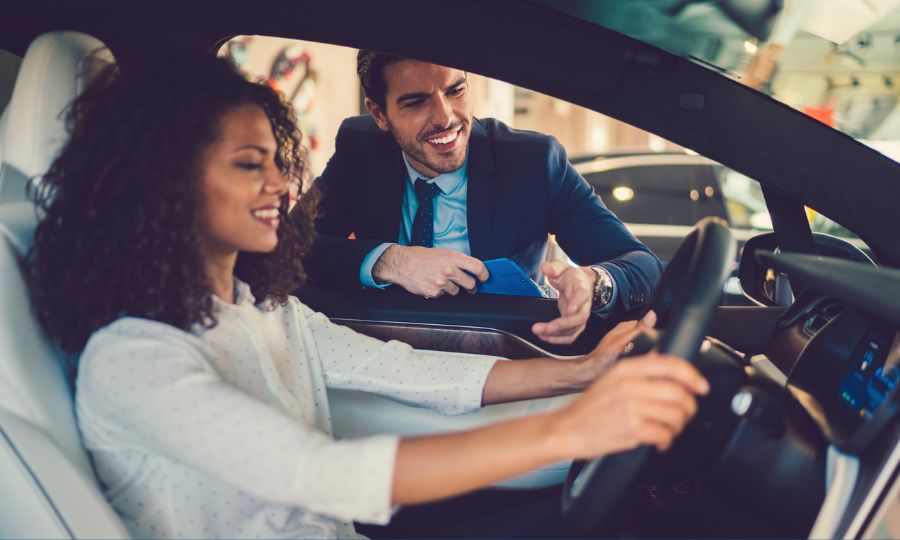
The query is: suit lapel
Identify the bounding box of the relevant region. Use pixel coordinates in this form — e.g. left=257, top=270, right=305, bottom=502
left=370, top=141, right=407, bottom=242
left=466, top=120, right=497, bottom=260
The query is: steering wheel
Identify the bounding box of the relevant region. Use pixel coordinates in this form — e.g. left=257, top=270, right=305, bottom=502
left=560, top=217, right=736, bottom=537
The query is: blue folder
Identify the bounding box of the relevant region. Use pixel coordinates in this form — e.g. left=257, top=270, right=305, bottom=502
left=477, top=258, right=548, bottom=298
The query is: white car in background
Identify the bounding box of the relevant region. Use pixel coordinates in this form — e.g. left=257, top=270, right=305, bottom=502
left=569, top=151, right=871, bottom=304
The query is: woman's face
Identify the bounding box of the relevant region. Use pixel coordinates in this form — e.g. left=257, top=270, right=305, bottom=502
left=200, top=103, right=289, bottom=257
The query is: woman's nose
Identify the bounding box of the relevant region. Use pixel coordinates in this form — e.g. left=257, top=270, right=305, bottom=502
left=263, top=168, right=289, bottom=195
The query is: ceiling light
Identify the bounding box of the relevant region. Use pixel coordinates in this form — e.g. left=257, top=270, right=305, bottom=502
left=612, top=186, right=634, bottom=202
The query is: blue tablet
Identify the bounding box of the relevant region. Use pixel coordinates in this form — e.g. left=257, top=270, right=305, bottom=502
left=477, top=258, right=548, bottom=298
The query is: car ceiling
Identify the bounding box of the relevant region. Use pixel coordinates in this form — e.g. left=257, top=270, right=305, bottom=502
left=2, top=0, right=899, bottom=265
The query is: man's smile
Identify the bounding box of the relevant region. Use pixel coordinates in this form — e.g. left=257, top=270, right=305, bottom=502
left=424, top=126, right=463, bottom=153
left=426, top=128, right=460, bottom=145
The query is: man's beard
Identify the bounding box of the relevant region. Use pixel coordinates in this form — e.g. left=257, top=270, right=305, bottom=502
left=387, top=119, right=467, bottom=176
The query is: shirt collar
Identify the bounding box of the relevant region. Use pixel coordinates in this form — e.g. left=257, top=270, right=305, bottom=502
left=233, top=278, right=256, bottom=305
left=213, top=277, right=257, bottom=308
left=402, top=152, right=468, bottom=195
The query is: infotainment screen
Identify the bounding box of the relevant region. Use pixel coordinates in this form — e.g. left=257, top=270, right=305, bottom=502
left=839, top=331, right=900, bottom=419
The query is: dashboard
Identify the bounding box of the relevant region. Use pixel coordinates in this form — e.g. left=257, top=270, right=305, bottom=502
left=840, top=329, right=899, bottom=421
left=750, top=252, right=900, bottom=538
left=757, top=252, right=900, bottom=456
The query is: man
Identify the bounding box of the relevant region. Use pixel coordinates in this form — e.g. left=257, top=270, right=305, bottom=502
left=303, top=50, right=662, bottom=344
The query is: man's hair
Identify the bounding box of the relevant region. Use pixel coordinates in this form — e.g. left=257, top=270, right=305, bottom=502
left=356, top=49, right=405, bottom=112
left=27, top=53, right=318, bottom=353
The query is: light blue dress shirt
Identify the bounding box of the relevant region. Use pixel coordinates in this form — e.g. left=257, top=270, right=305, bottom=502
left=357, top=153, right=617, bottom=313
left=359, top=154, right=470, bottom=288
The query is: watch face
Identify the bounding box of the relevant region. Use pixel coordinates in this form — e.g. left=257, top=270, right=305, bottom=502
left=599, top=282, right=613, bottom=305
left=593, top=267, right=613, bottom=308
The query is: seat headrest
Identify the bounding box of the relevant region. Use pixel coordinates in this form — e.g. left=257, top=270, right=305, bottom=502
left=0, top=32, right=112, bottom=181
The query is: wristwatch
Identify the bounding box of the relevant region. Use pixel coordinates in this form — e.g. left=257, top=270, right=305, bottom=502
left=589, top=266, right=614, bottom=310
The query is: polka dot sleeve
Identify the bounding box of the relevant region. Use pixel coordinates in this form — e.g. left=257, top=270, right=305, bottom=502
left=76, top=320, right=399, bottom=524
left=296, top=303, right=499, bottom=415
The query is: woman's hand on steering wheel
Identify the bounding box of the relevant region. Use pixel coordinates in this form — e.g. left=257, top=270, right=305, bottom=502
left=578, top=310, right=658, bottom=379
left=557, top=353, right=709, bottom=459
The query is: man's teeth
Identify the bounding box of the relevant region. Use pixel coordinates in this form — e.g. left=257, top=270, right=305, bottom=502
left=252, top=208, right=279, bottom=219
left=428, top=131, right=458, bottom=144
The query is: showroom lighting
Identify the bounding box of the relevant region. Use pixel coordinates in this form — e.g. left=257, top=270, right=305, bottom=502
left=648, top=134, right=667, bottom=152
left=612, top=186, right=634, bottom=202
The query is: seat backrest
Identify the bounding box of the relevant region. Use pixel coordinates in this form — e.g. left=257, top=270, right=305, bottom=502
left=0, top=31, right=110, bottom=203
left=0, top=31, right=128, bottom=539
left=0, top=202, right=129, bottom=539
left=0, top=202, right=85, bottom=465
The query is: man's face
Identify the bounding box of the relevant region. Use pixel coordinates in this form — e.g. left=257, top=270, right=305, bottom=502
left=366, top=60, right=472, bottom=178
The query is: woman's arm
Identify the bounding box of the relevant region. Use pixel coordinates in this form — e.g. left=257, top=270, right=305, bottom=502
left=481, top=313, right=655, bottom=405
left=392, top=352, right=708, bottom=506
left=311, top=298, right=656, bottom=411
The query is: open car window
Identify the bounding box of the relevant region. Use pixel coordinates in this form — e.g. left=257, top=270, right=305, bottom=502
left=220, top=35, right=875, bottom=259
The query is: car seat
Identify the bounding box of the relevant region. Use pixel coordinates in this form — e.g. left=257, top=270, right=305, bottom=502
left=0, top=31, right=109, bottom=203
left=0, top=31, right=129, bottom=539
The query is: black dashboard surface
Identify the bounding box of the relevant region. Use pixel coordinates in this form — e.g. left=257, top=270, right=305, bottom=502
left=761, top=251, right=900, bottom=328
left=761, top=252, right=900, bottom=453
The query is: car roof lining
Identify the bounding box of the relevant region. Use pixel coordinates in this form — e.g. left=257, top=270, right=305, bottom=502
left=3, top=0, right=898, bottom=265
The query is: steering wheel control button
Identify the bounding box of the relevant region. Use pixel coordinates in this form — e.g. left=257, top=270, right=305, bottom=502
left=672, top=479, right=691, bottom=494
left=732, top=391, right=754, bottom=416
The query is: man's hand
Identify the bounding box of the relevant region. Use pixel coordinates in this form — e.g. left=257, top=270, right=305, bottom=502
left=372, top=245, right=489, bottom=298
left=532, top=260, right=597, bottom=344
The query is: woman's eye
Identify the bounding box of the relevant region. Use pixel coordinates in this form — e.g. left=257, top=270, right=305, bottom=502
left=236, top=162, right=262, bottom=171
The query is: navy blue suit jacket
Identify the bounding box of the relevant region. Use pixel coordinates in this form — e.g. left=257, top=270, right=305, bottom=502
left=303, top=115, right=662, bottom=313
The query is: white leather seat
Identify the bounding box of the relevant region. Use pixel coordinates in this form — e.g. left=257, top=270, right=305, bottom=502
left=0, top=32, right=111, bottom=203
left=0, top=31, right=128, bottom=539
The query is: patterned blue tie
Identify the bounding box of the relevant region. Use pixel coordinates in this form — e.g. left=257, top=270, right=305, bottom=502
left=411, top=178, right=442, bottom=248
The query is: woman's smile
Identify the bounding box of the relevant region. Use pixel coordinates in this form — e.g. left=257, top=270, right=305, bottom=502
left=251, top=205, right=281, bottom=228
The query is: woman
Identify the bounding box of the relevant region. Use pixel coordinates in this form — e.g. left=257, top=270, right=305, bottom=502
left=27, top=54, right=707, bottom=539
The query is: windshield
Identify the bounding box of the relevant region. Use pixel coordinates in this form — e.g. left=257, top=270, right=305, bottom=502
left=530, top=0, right=900, bottom=163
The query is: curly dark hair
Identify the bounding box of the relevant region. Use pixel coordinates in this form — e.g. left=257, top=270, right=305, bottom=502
left=27, top=53, right=318, bottom=353
left=357, top=49, right=405, bottom=111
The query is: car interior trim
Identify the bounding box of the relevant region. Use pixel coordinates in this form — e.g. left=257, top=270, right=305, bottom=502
left=330, top=318, right=570, bottom=360
left=749, top=354, right=787, bottom=387
left=809, top=445, right=860, bottom=539
left=844, top=436, right=900, bottom=539
left=861, top=462, right=900, bottom=539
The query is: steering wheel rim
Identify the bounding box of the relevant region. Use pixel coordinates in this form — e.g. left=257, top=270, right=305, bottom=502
left=560, top=217, right=736, bottom=537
